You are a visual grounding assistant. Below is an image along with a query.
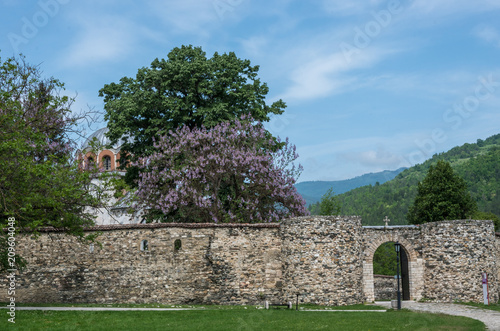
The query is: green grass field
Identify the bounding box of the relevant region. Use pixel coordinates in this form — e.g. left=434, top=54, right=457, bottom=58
left=0, top=305, right=486, bottom=330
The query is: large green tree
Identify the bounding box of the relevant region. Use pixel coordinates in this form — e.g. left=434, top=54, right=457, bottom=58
left=0, top=55, right=106, bottom=272
left=100, top=45, right=286, bottom=185
left=407, top=160, right=477, bottom=224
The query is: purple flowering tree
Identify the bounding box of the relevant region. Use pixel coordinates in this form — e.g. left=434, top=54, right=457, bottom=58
left=136, top=116, right=308, bottom=223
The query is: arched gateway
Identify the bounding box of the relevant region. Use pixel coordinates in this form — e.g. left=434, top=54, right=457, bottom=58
left=361, top=226, right=424, bottom=302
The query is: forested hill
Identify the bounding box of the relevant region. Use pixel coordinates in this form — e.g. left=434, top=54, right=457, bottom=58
left=337, top=133, right=500, bottom=226
left=295, top=168, right=406, bottom=206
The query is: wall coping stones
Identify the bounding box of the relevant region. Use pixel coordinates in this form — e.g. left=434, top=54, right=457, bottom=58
left=14, top=218, right=498, bottom=235
left=421, top=219, right=494, bottom=227
left=17, top=222, right=281, bottom=233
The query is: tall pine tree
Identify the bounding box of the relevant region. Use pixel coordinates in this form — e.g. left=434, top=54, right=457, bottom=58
left=407, top=160, right=476, bottom=224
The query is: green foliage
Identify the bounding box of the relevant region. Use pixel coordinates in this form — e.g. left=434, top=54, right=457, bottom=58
left=319, top=188, right=341, bottom=215
left=100, top=45, right=286, bottom=186
left=407, top=161, right=477, bottom=224
left=0, top=55, right=107, bottom=272
left=337, top=134, right=500, bottom=226
left=307, top=202, right=320, bottom=215
left=373, top=242, right=397, bottom=276
left=308, top=188, right=341, bottom=215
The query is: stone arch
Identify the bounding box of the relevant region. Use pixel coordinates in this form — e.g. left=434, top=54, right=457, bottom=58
left=362, top=232, right=423, bottom=302
left=364, top=234, right=418, bottom=263
left=174, top=239, right=182, bottom=251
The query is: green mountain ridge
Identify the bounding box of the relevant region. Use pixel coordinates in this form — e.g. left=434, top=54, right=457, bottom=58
left=336, top=133, right=500, bottom=226
left=295, top=168, right=406, bottom=206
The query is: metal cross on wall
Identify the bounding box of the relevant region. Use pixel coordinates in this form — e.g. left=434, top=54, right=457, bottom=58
left=384, top=216, right=390, bottom=227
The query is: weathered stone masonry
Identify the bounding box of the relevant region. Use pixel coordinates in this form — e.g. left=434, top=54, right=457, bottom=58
left=280, top=217, right=364, bottom=305
left=362, top=220, right=499, bottom=303
left=2, top=217, right=499, bottom=305
left=9, top=223, right=283, bottom=305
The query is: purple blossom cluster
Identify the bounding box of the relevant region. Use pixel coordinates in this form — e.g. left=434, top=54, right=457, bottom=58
left=135, top=115, right=309, bottom=223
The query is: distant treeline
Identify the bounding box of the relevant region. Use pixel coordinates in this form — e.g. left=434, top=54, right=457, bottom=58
left=336, top=133, right=500, bottom=226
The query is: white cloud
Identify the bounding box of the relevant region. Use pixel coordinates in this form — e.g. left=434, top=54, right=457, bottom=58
left=59, top=15, right=153, bottom=67
left=407, top=0, right=500, bottom=17
left=359, top=70, right=489, bottom=99
left=58, top=0, right=223, bottom=68
left=238, top=36, right=269, bottom=58
left=296, top=135, right=413, bottom=181
left=276, top=47, right=397, bottom=101
left=322, top=0, right=384, bottom=16
left=474, top=26, right=500, bottom=48
left=147, top=0, right=222, bottom=35
left=280, top=53, right=350, bottom=100
left=339, top=147, right=405, bottom=168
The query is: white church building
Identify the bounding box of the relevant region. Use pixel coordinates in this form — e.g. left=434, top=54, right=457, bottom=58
left=79, top=127, right=143, bottom=225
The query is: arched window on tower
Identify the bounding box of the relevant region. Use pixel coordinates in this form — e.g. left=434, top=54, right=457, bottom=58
left=103, top=155, right=111, bottom=171
left=86, top=157, right=94, bottom=170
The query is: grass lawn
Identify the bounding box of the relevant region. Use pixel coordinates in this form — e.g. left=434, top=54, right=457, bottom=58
left=0, top=306, right=486, bottom=330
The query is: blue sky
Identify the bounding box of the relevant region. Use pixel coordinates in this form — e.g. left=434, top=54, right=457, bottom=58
left=2, top=0, right=500, bottom=182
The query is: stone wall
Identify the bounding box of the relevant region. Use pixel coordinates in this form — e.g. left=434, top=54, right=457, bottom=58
left=373, top=275, right=396, bottom=301
left=2, top=217, right=498, bottom=306
left=280, top=216, right=364, bottom=305
left=420, top=220, right=499, bottom=303
left=361, top=221, right=499, bottom=304
left=497, top=234, right=500, bottom=302
left=6, top=223, right=282, bottom=305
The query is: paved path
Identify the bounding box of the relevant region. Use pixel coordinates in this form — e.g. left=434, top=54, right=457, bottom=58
left=374, top=301, right=500, bottom=331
